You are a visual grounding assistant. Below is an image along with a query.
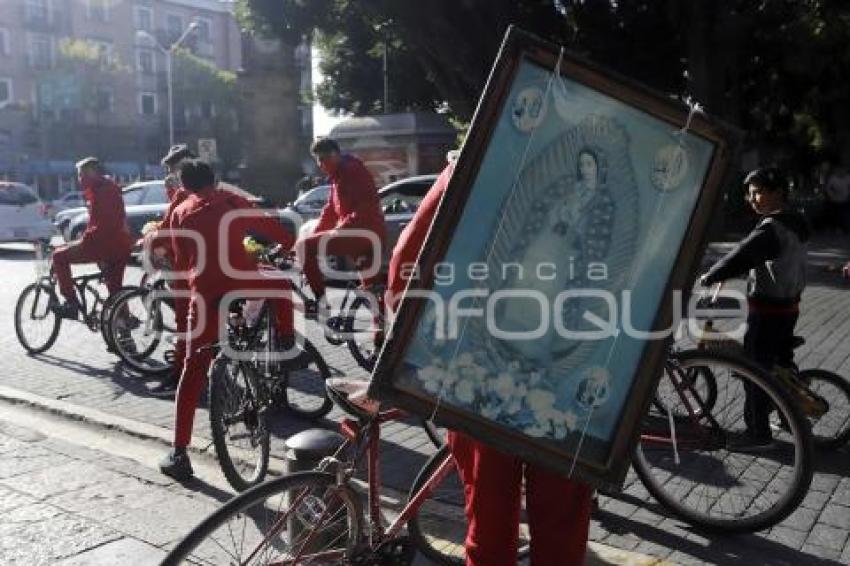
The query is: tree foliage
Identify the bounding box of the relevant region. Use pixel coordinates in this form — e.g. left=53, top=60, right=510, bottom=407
left=237, top=0, right=850, bottom=166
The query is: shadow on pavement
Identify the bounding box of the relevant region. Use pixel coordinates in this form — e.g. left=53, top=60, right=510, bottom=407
left=594, top=506, right=846, bottom=566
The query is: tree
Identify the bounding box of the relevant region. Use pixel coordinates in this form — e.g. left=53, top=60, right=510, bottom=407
left=170, top=49, right=242, bottom=174
left=237, top=0, right=850, bottom=169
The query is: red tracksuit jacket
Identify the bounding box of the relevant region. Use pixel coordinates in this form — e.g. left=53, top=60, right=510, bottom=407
left=315, top=154, right=386, bottom=240
left=81, top=174, right=132, bottom=252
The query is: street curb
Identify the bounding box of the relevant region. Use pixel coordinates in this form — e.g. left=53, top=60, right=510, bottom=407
left=0, top=384, right=287, bottom=472
left=0, top=384, right=673, bottom=565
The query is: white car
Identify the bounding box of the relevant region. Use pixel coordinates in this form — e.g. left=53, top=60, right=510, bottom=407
left=0, top=182, right=56, bottom=243
left=48, top=191, right=85, bottom=218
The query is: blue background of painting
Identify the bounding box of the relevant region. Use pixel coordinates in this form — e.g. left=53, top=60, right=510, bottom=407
left=402, top=58, right=717, bottom=457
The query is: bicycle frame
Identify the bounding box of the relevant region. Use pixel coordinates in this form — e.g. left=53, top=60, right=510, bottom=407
left=641, top=357, right=725, bottom=452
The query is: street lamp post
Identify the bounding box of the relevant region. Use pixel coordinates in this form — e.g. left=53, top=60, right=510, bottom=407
left=136, top=22, right=199, bottom=147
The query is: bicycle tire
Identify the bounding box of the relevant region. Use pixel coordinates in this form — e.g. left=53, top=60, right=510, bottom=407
left=162, top=471, right=362, bottom=565
left=279, top=338, right=334, bottom=420
left=633, top=349, right=813, bottom=533
left=108, top=287, right=173, bottom=377
left=798, top=368, right=850, bottom=450
left=14, top=281, right=61, bottom=354
left=344, top=295, right=382, bottom=372
left=99, top=286, right=139, bottom=352
left=408, top=445, right=530, bottom=565
left=209, top=356, right=270, bottom=491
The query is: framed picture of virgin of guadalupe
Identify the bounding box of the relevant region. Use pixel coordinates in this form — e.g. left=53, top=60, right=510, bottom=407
left=368, top=26, right=736, bottom=487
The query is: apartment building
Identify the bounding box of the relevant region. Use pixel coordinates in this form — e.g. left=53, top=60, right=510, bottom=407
left=0, top=0, right=243, bottom=197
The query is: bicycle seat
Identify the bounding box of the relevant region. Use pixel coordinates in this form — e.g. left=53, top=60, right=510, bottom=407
left=326, top=377, right=380, bottom=420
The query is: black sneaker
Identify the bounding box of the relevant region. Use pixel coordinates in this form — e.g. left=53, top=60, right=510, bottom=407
left=148, top=378, right=178, bottom=399
left=727, top=433, right=777, bottom=453
left=54, top=301, right=80, bottom=320
left=159, top=448, right=193, bottom=481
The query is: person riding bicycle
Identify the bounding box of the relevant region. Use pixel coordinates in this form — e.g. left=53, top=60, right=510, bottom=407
left=52, top=157, right=132, bottom=320
left=700, top=166, right=811, bottom=452
left=386, top=161, right=593, bottom=566
left=294, top=138, right=386, bottom=319
left=159, top=159, right=295, bottom=481
left=142, top=144, right=196, bottom=398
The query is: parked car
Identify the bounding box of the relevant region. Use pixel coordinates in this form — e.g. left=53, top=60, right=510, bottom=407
left=59, top=180, right=271, bottom=246
left=297, top=174, right=439, bottom=271
left=0, top=182, right=56, bottom=244
left=47, top=191, right=85, bottom=218
left=57, top=181, right=170, bottom=242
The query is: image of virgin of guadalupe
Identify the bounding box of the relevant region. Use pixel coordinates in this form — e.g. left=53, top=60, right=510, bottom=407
left=473, top=116, right=639, bottom=386
left=495, top=146, right=614, bottom=364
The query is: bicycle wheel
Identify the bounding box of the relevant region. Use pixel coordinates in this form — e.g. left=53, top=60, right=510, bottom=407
left=797, top=369, right=850, bottom=450
left=408, top=445, right=530, bottom=565
left=14, top=281, right=61, bottom=354
left=209, top=356, right=270, bottom=492
left=633, top=349, right=813, bottom=533
left=278, top=338, right=333, bottom=420
left=162, top=471, right=362, bottom=565
left=99, top=286, right=139, bottom=351
left=652, top=363, right=718, bottom=418
left=343, top=295, right=382, bottom=372
left=108, top=287, right=175, bottom=377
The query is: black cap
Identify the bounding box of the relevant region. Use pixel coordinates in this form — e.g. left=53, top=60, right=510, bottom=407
left=161, top=144, right=195, bottom=167
left=75, top=156, right=99, bottom=170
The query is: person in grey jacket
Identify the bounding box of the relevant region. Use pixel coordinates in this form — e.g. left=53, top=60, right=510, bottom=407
left=700, top=167, right=811, bottom=451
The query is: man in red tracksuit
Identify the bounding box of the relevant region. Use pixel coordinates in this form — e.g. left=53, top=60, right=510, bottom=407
left=386, top=162, right=593, bottom=566
left=159, top=159, right=295, bottom=480
left=295, top=137, right=386, bottom=317
left=143, top=144, right=195, bottom=398
left=52, top=157, right=132, bottom=319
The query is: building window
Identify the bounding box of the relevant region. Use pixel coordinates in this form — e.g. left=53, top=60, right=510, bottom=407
left=96, top=88, right=113, bottom=112
left=136, top=49, right=155, bottom=74
left=166, top=14, right=183, bottom=42
left=25, top=0, right=50, bottom=24
left=201, top=100, right=216, bottom=119
left=89, top=40, right=113, bottom=69
left=139, top=92, right=157, bottom=116
left=0, top=29, right=10, bottom=57
left=27, top=34, right=53, bottom=69
left=134, top=6, right=153, bottom=32
left=195, top=18, right=212, bottom=43
left=0, top=79, right=12, bottom=109
left=87, top=0, right=110, bottom=23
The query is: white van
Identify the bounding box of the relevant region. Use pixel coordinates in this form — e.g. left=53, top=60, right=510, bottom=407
left=0, top=182, right=56, bottom=243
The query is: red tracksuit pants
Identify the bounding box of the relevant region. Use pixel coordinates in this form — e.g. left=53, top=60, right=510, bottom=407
left=52, top=240, right=127, bottom=302
left=448, top=431, right=592, bottom=566
left=297, top=231, right=381, bottom=298
left=173, top=290, right=294, bottom=448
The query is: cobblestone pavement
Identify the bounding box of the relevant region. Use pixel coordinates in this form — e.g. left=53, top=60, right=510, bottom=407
left=0, top=235, right=849, bottom=565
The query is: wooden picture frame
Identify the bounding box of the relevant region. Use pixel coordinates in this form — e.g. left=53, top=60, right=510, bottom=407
left=368, top=26, right=736, bottom=488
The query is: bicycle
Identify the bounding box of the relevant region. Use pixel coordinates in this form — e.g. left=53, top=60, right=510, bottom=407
left=665, top=288, right=850, bottom=450
left=633, top=347, right=814, bottom=533
left=208, top=289, right=333, bottom=492
left=162, top=377, right=525, bottom=565
left=106, top=270, right=178, bottom=378
left=246, top=239, right=386, bottom=373
left=14, top=240, right=135, bottom=354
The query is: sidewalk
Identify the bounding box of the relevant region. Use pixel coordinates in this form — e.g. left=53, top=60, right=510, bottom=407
left=1, top=234, right=849, bottom=564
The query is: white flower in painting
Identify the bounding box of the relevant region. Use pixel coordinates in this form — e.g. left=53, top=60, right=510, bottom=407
left=528, top=389, right=556, bottom=413
left=528, top=370, right=543, bottom=388
left=481, top=401, right=502, bottom=420
left=576, top=367, right=612, bottom=410
left=563, top=410, right=578, bottom=431
left=525, top=422, right=549, bottom=438
left=492, top=372, right=518, bottom=399
left=422, top=377, right=442, bottom=395
left=454, top=379, right=476, bottom=404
